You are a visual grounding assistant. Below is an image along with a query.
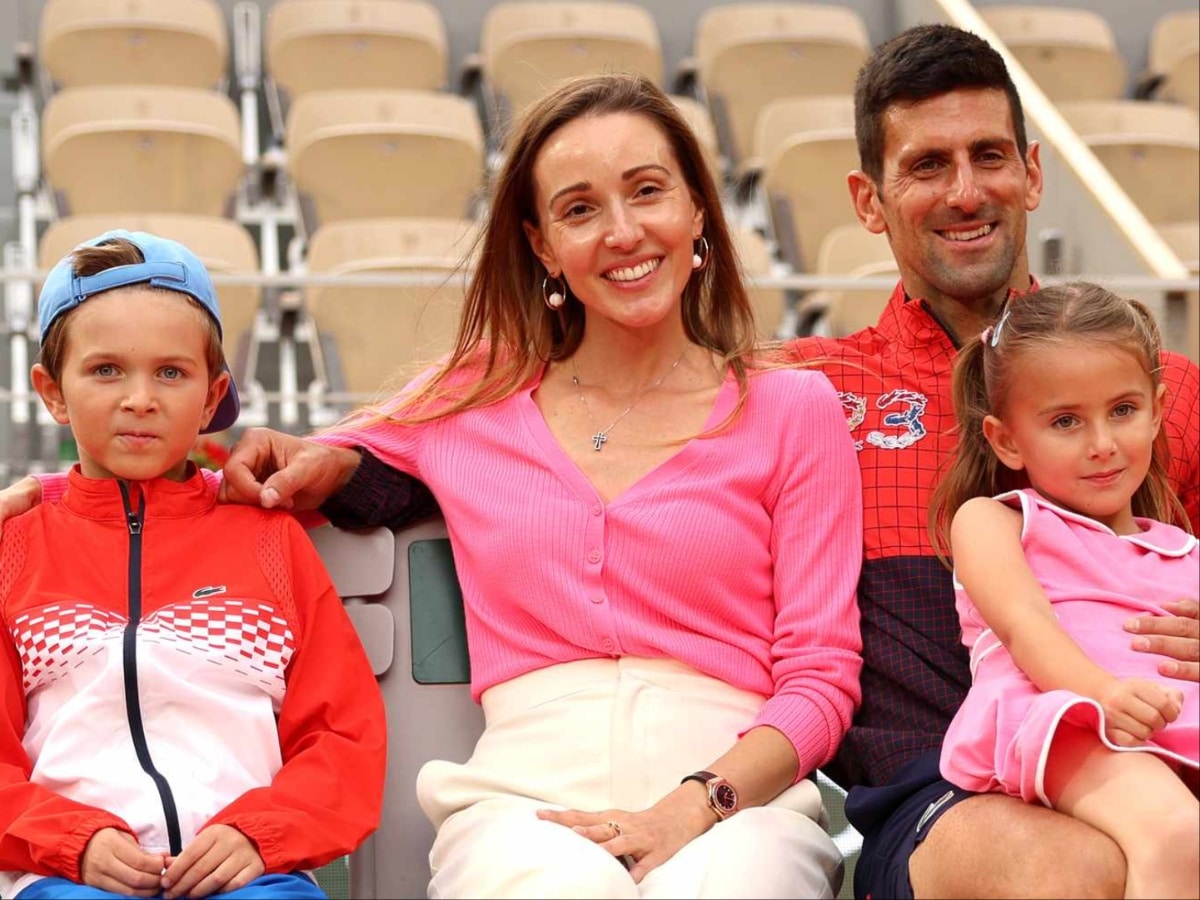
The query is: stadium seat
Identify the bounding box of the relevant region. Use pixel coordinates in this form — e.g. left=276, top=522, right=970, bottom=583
left=979, top=5, right=1126, bottom=102
left=307, top=518, right=482, bottom=900
left=1157, top=220, right=1199, bottom=364
left=670, top=94, right=723, bottom=187
left=796, top=223, right=895, bottom=337
left=731, top=225, right=786, bottom=339
left=266, top=0, right=449, bottom=99
left=753, top=94, right=860, bottom=273
left=1059, top=100, right=1200, bottom=226
left=1158, top=220, right=1200, bottom=271
left=285, top=89, right=485, bottom=224
left=689, top=3, right=868, bottom=167
left=306, top=217, right=479, bottom=398
left=41, top=85, right=243, bottom=217
left=38, top=0, right=229, bottom=90
left=39, top=213, right=261, bottom=368
left=1147, top=9, right=1199, bottom=112
left=478, top=1, right=663, bottom=127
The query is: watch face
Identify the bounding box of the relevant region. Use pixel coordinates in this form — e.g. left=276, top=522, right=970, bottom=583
left=712, top=782, right=738, bottom=812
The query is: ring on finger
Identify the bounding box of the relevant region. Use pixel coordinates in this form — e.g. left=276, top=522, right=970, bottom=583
left=605, top=820, right=623, bottom=838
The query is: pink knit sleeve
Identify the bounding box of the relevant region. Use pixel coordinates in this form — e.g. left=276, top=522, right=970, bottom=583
left=32, top=472, right=68, bottom=504
left=308, top=384, right=429, bottom=479
left=749, top=371, right=864, bottom=779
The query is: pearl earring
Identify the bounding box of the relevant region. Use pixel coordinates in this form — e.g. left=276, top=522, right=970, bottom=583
left=691, top=236, right=710, bottom=272
left=542, top=274, right=567, bottom=310
left=692, top=252, right=702, bottom=269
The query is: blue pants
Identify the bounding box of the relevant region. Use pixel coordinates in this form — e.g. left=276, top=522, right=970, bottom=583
left=844, top=752, right=972, bottom=900
left=16, top=872, right=326, bottom=900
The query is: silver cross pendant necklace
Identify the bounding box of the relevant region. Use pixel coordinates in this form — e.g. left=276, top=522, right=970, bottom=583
left=570, top=348, right=687, bottom=451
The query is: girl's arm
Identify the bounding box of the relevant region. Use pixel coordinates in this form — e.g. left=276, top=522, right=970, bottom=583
left=952, top=497, right=1182, bottom=743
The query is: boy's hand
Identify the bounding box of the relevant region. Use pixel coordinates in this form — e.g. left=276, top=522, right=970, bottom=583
left=162, top=823, right=264, bottom=899
left=80, top=827, right=165, bottom=897
left=1098, top=677, right=1184, bottom=746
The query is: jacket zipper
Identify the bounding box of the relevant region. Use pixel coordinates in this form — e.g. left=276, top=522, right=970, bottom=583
left=118, top=481, right=183, bottom=856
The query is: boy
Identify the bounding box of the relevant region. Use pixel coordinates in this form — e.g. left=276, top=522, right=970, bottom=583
left=0, top=231, right=385, bottom=899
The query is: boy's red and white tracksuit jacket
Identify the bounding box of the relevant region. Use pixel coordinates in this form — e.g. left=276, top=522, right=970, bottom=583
left=0, top=468, right=386, bottom=896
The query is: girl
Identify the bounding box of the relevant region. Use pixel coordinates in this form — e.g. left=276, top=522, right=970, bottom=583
left=930, top=282, right=1198, bottom=899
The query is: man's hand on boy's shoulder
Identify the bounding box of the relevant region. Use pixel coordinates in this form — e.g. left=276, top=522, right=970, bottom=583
left=162, top=823, right=264, bottom=900
left=0, top=476, right=41, bottom=534
left=80, top=827, right=165, bottom=897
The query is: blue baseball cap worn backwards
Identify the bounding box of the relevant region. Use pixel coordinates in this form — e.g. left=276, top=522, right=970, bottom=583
left=38, top=229, right=240, bottom=434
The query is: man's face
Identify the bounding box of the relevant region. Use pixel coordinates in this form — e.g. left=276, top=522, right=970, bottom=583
left=850, top=89, right=1043, bottom=311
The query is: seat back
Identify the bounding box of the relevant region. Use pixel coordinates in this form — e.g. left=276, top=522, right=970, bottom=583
left=821, top=259, right=899, bottom=337
left=307, top=518, right=482, bottom=900
left=41, top=85, right=243, bottom=217
left=1060, top=100, right=1200, bottom=225
left=670, top=94, right=723, bottom=187
left=980, top=5, right=1126, bottom=102
left=266, top=0, right=448, bottom=98
left=694, top=3, right=867, bottom=165
left=480, top=1, right=663, bottom=123
left=1157, top=219, right=1200, bottom=363
left=730, top=225, right=785, bottom=339
left=39, top=0, right=228, bottom=89
left=286, top=89, right=484, bottom=224
left=795, top=224, right=895, bottom=338
left=306, top=217, right=480, bottom=398
left=814, top=224, right=893, bottom=278
left=1149, top=10, right=1200, bottom=112
left=39, top=213, right=261, bottom=366
left=757, top=95, right=859, bottom=272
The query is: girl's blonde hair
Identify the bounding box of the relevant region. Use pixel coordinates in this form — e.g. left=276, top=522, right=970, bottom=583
left=347, top=72, right=759, bottom=427
left=930, top=281, right=1190, bottom=563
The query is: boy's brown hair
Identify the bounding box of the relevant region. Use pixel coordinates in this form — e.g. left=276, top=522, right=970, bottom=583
left=39, top=238, right=225, bottom=382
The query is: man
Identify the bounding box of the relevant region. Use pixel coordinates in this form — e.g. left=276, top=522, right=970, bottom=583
left=785, top=23, right=1200, bottom=899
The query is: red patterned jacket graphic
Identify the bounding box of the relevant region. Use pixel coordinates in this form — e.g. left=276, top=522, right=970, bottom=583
left=0, top=469, right=386, bottom=895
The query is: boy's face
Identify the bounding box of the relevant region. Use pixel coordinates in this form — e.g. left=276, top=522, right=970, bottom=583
left=32, top=287, right=230, bottom=482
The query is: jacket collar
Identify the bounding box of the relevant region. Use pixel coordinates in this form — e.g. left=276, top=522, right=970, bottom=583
left=877, top=277, right=1039, bottom=351
left=62, top=465, right=217, bottom=521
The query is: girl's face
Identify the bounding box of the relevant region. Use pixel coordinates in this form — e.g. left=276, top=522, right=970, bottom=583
left=523, top=111, right=704, bottom=336
left=982, top=339, right=1165, bottom=535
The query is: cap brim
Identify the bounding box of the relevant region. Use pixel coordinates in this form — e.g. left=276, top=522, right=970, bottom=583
left=202, top=363, right=241, bottom=434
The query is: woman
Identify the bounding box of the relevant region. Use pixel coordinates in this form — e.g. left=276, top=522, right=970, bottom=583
left=22, top=74, right=864, bottom=899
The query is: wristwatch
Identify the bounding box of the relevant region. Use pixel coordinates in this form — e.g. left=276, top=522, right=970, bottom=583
left=681, top=770, right=739, bottom=820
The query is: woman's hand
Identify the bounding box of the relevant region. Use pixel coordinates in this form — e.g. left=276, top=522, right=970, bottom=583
left=0, top=476, right=41, bottom=535
left=219, top=428, right=361, bottom=511
left=536, top=784, right=714, bottom=883
left=1127, top=599, right=1199, bottom=682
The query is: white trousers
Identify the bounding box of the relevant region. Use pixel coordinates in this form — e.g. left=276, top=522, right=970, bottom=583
left=416, top=657, right=843, bottom=899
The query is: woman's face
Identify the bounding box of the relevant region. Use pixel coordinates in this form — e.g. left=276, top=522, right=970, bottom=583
left=524, top=111, right=704, bottom=334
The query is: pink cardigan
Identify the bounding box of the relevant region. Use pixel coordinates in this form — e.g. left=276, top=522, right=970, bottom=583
left=318, top=365, right=864, bottom=774
left=39, top=366, right=864, bottom=774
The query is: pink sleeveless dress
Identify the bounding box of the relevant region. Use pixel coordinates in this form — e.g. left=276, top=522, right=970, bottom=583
left=940, top=489, right=1200, bottom=806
